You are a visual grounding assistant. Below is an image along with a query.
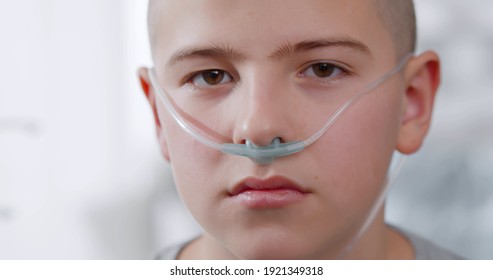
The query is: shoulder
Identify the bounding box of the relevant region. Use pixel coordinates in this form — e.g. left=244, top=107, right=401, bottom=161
left=393, top=226, right=463, bottom=260
left=155, top=239, right=194, bottom=260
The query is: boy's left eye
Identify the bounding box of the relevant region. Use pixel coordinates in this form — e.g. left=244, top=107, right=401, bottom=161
left=300, top=63, right=344, bottom=79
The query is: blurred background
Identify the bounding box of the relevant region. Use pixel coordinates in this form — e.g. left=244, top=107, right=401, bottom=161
left=0, top=0, right=491, bottom=259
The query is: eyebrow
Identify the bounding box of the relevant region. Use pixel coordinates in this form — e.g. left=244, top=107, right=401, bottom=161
left=270, top=37, right=372, bottom=59
left=167, top=37, right=371, bottom=66
left=167, top=44, right=248, bottom=66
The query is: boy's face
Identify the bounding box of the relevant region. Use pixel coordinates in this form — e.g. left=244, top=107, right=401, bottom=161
left=144, top=0, right=432, bottom=259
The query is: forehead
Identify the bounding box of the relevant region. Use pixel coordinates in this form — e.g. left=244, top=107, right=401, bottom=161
left=151, top=0, right=393, bottom=63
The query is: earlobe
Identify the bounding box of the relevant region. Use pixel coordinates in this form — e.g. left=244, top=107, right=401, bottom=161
left=396, top=51, right=440, bottom=154
left=138, top=67, right=171, bottom=161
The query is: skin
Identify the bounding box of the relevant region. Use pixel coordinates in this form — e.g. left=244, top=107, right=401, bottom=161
left=138, top=0, right=440, bottom=259
left=372, top=0, right=416, bottom=57
left=148, top=0, right=417, bottom=58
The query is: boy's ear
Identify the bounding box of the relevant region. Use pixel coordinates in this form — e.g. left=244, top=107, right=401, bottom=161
left=138, top=67, right=170, bottom=161
left=396, top=51, right=440, bottom=154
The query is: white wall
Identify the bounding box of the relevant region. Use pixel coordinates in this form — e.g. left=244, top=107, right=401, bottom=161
left=0, top=0, right=492, bottom=259
left=387, top=0, right=493, bottom=259
left=0, top=0, right=173, bottom=259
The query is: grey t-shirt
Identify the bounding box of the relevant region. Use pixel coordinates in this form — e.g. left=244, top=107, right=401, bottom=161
left=156, top=228, right=462, bottom=260
left=399, top=229, right=462, bottom=260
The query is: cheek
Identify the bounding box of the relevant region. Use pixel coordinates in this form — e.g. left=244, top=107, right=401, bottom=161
left=161, top=114, right=228, bottom=219
left=166, top=126, right=219, bottom=190
left=157, top=100, right=223, bottom=167
left=309, top=87, right=402, bottom=213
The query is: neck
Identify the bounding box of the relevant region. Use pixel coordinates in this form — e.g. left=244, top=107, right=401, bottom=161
left=179, top=208, right=414, bottom=260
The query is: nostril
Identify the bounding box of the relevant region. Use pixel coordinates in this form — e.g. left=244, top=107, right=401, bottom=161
left=243, top=137, right=284, bottom=148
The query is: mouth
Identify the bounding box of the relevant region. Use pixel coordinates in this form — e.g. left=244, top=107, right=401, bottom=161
left=229, top=176, right=310, bottom=209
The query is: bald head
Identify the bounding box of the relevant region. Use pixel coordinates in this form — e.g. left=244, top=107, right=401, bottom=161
left=147, top=0, right=416, bottom=58
left=147, top=0, right=164, bottom=51
left=373, top=0, right=416, bottom=57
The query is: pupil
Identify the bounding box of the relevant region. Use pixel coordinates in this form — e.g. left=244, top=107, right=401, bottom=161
left=204, top=70, right=224, bottom=85
left=314, top=63, right=335, bottom=77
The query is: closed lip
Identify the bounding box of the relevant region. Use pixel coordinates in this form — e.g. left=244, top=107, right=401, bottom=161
left=229, top=175, right=309, bottom=196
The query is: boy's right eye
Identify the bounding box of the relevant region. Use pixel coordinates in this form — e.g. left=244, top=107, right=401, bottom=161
left=190, top=69, right=233, bottom=87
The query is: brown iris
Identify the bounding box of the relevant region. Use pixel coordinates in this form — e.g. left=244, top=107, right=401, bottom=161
left=311, top=63, right=336, bottom=78
left=201, top=70, right=226, bottom=85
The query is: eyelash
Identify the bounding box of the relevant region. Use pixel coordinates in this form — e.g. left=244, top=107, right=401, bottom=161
left=187, top=69, right=234, bottom=89
left=184, top=61, right=350, bottom=89
left=298, top=61, right=350, bottom=84
left=181, top=70, right=233, bottom=93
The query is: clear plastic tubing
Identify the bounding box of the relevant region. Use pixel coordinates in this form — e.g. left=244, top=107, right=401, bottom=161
left=148, top=54, right=412, bottom=165
left=149, top=54, right=412, bottom=259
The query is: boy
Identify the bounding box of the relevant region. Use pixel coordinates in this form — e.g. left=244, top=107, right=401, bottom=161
left=138, top=0, right=459, bottom=259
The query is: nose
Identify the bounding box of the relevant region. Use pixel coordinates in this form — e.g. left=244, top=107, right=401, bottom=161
left=231, top=72, right=297, bottom=147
